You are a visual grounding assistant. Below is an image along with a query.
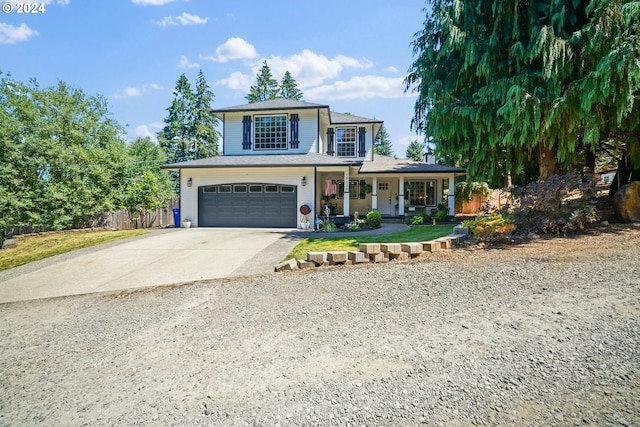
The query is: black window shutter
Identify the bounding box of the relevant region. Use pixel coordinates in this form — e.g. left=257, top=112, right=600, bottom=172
left=327, top=128, right=334, bottom=156
left=289, top=114, right=299, bottom=149
left=242, top=116, right=252, bottom=150
left=358, top=127, right=366, bottom=157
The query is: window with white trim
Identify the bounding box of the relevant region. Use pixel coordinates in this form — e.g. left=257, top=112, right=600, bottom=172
left=254, top=115, right=287, bottom=150
left=336, top=127, right=356, bottom=157
left=405, top=180, right=437, bottom=206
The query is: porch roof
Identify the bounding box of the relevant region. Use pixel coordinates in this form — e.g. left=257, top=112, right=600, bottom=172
left=359, top=155, right=466, bottom=175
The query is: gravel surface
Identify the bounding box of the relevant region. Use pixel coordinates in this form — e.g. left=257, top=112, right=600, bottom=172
left=1, top=224, right=639, bottom=426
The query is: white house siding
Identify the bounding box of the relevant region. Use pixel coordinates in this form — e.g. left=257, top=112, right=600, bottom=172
left=179, top=166, right=316, bottom=228
left=223, top=110, right=319, bottom=156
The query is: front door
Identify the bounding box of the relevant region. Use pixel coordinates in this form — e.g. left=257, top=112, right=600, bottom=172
left=377, top=181, right=393, bottom=215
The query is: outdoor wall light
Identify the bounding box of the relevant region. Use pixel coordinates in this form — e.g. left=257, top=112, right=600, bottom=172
left=301, top=176, right=307, bottom=187
left=187, top=177, right=193, bottom=187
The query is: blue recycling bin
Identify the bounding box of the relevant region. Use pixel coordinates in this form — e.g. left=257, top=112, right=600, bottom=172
left=172, top=208, right=180, bottom=228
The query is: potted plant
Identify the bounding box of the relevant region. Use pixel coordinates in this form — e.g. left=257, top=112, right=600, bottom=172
left=300, top=215, right=310, bottom=230
left=183, top=217, right=192, bottom=228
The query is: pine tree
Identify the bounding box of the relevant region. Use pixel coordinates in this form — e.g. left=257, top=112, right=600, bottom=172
left=374, top=124, right=394, bottom=157
left=192, top=70, right=220, bottom=158
left=405, top=0, right=639, bottom=184
left=406, top=140, right=425, bottom=161
left=158, top=74, right=193, bottom=164
left=158, top=71, right=220, bottom=163
left=278, top=71, right=303, bottom=100
left=246, top=61, right=279, bottom=103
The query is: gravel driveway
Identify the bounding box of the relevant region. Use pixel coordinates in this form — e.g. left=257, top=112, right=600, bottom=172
left=1, top=225, right=639, bottom=426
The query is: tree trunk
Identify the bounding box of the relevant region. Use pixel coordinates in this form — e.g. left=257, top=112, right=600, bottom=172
left=538, top=141, right=558, bottom=180
left=585, top=147, right=596, bottom=174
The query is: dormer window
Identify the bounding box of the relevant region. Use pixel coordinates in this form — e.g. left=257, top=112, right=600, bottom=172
left=336, top=127, right=356, bottom=157
left=255, top=115, right=287, bottom=150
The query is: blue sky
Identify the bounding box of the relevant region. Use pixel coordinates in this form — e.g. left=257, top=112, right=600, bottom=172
left=1, top=0, right=427, bottom=157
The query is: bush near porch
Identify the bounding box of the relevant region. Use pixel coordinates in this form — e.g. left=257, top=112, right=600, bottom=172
left=283, top=225, right=452, bottom=261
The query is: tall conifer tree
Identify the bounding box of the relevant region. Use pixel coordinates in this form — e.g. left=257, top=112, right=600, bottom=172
left=405, top=0, right=639, bottom=184
left=278, top=71, right=303, bottom=100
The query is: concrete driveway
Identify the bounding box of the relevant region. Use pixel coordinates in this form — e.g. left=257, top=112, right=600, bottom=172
left=0, top=228, right=302, bottom=304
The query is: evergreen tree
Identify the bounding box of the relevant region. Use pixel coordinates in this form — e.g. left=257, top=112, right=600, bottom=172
left=405, top=0, right=639, bottom=184
left=158, top=71, right=220, bottom=163
left=192, top=70, right=220, bottom=158
left=278, top=71, right=303, bottom=100
left=406, top=140, right=425, bottom=161
left=246, top=61, right=279, bottom=103
left=374, top=124, right=394, bottom=157
left=158, top=74, right=193, bottom=164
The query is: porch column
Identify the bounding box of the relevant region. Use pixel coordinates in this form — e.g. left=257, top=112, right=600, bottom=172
left=398, top=176, right=405, bottom=216
left=448, top=176, right=456, bottom=216
left=343, top=168, right=350, bottom=216
left=371, top=177, right=378, bottom=211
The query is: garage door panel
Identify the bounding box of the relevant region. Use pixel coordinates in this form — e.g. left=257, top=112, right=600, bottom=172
left=199, top=183, right=297, bottom=227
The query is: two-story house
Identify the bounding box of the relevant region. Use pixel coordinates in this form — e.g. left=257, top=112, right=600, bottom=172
left=163, top=99, right=465, bottom=228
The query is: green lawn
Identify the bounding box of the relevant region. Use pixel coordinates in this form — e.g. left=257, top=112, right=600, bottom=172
left=0, top=229, right=148, bottom=272
left=284, top=225, right=453, bottom=261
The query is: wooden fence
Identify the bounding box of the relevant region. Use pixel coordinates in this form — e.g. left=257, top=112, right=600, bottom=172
left=6, top=198, right=180, bottom=237
left=456, top=190, right=509, bottom=215
left=91, top=198, right=180, bottom=230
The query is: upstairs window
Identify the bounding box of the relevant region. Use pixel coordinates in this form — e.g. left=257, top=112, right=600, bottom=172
left=255, top=115, right=287, bottom=150
left=336, top=127, right=356, bottom=157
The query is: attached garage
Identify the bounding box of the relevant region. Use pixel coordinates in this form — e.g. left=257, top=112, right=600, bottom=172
left=198, top=183, right=298, bottom=227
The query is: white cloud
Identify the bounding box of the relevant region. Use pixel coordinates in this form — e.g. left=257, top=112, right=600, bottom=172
left=0, top=23, right=39, bottom=45
left=216, top=71, right=253, bottom=92
left=155, top=12, right=208, bottom=27
left=132, top=122, right=164, bottom=142
left=177, top=55, right=199, bottom=69
left=132, top=0, right=175, bottom=5
left=263, top=49, right=373, bottom=88
left=114, top=83, right=163, bottom=99
left=384, top=66, right=399, bottom=73
left=201, top=37, right=257, bottom=63
left=304, top=76, right=409, bottom=101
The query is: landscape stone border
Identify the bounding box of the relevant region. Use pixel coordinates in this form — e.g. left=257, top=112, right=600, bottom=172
left=275, top=227, right=469, bottom=272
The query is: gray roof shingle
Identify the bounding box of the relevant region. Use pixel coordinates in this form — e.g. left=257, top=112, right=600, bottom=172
left=210, top=99, right=329, bottom=113
left=163, top=153, right=466, bottom=175
left=162, top=153, right=362, bottom=169
left=359, top=155, right=466, bottom=174
left=329, top=111, right=382, bottom=124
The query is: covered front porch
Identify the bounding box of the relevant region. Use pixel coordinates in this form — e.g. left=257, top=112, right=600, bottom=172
left=313, top=158, right=466, bottom=224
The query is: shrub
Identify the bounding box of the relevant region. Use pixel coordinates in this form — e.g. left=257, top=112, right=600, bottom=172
left=365, top=211, right=382, bottom=228
left=510, top=172, right=598, bottom=234
left=435, top=210, right=447, bottom=222
left=410, top=215, right=424, bottom=225
left=463, top=213, right=516, bottom=242
left=318, top=219, right=338, bottom=232
left=348, top=224, right=361, bottom=232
